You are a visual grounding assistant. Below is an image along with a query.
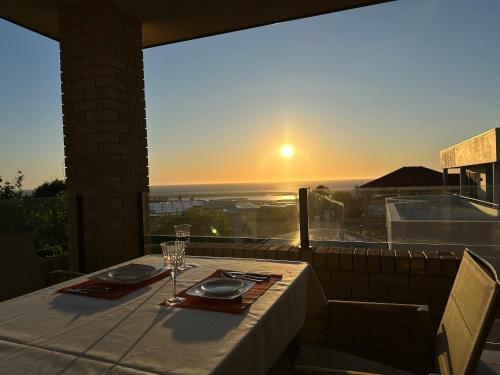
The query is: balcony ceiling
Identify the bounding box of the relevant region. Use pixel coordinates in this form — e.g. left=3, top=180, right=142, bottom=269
left=0, top=0, right=393, bottom=48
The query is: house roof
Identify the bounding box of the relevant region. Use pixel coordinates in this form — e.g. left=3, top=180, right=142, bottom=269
left=359, top=166, right=456, bottom=188
left=0, top=0, right=394, bottom=48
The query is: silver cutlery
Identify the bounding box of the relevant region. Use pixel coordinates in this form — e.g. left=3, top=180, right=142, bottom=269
left=226, top=271, right=269, bottom=279
left=66, top=288, right=91, bottom=294
left=222, top=271, right=269, bottom=283
left=67, top=286, right=115, bottom=293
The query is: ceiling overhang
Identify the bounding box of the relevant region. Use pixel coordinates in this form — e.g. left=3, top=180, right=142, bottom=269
left=0, top=0, right=394, bottom=48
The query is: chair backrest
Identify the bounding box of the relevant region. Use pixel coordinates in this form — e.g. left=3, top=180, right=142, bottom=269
left=435, top=249, right=500, bottom=374
left=0, top=234, right=44, bottom=302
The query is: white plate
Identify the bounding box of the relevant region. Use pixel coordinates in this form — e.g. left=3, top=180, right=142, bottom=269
left=186, top=278, right=255, bottom=300
left=200, top=278, right=244, bottom=296
left=90, top=264, right=165, bottom=284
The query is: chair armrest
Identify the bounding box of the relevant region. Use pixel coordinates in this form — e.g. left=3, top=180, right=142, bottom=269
left=327, top=299, right=432, bottom=337
left=328, top=299, right=429, bottom=309
left=324, top=300, right=434, bottom=373
left=327, top=299, right=432, bottom=332
left=293, top=365, right=377, bottom=375
left=48, top=270, right=85, bottom=285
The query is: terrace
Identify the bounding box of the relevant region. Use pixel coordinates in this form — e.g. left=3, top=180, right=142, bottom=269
left=1, top=0, right=500, bottom=374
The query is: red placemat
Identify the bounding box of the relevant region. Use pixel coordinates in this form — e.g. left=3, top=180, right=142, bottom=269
left=58, top=264, right=171, bottom=300
left=161, top=270, right=282, bottom=314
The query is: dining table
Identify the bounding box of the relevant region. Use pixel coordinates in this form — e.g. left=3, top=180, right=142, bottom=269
left=0, top=255, right=326, bottom=375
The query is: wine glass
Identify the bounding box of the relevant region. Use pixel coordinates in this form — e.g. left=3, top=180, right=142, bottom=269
left=161, top=241, right=186, bottom=306
left=174, top=224, right=192, bottom=270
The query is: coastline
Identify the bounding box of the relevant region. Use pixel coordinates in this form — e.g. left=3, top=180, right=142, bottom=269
left=149, top=179, right=369, bottom=197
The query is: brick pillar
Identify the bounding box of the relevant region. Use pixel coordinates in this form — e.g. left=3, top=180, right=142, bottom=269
left=59, top=1, right=148, bottom=272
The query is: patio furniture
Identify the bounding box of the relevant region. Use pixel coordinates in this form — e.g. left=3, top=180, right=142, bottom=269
left=0, top=234, right=44, bottom=301
left=0, top=255, right=326, bottom=375
left=294, top=249, right=499, bottom=374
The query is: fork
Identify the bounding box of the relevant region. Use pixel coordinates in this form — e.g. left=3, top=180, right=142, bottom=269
left=222, top=271, right=268, bottom=283
left=67, top=286, right=115, bottom=293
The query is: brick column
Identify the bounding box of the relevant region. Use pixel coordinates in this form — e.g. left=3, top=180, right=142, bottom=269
left=59, top=1, right=148, bottom=272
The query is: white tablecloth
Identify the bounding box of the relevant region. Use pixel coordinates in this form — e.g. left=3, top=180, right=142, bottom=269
left=0, top=256, right=326, bottom=375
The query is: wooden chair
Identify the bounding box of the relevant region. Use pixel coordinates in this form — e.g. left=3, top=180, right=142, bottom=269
left=294, top=249, right=499, bottom=374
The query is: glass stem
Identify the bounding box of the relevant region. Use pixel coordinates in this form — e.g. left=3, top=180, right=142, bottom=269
left=172, top=270, right=177, bottom=299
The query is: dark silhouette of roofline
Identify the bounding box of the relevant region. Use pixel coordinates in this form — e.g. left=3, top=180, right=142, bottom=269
left=359, top=166, right=458, bottom=188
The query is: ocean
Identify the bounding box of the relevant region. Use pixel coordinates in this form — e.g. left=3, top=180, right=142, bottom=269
left=149, top=179, right=369, bottom=201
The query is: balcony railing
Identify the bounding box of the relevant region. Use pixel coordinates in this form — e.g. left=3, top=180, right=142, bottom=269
left=143, top=184, right=500, bottom=265
left=3, top=183, right=500, bottom=270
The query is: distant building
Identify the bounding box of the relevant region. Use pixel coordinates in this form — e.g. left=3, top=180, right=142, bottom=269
left=386, top=195, right=500, bottom=247
left=149, top=200, right=206, bottom=215
left=385, top=129, right=500, bottom=247
left=359, top=166, right=458, bottom=189
left=441, top=128, right=500, bottom=206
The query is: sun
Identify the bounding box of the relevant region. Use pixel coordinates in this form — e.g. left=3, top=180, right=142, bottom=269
left=280, top=144, right=295, bottom=158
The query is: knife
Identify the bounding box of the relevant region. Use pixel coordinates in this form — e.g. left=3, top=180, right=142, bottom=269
left=226, top=271, right=270, bottom=279
left=222, top=271, right=268, bottom=283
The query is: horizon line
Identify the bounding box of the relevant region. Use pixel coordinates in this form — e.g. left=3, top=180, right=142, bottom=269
left=149, top=177, right=374, bottom=187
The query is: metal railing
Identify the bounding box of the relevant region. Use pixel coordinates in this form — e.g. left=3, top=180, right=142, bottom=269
left=3, top=184, right=500, bottom=270
left=66, top=184, right=500, bottom=271
left=298, top=188, right=310, bottom=249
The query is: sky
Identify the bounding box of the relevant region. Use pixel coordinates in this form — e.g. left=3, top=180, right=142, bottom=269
left=0, top=0, right=499, bottom=188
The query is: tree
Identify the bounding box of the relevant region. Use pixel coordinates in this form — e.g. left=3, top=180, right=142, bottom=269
left=32, top=179, right=66, bottom=197
left=0, top=172, right=68, bottom=256
left=0, top=171, right=24, bottom=200
left=150, top=207, right=234, bottom=237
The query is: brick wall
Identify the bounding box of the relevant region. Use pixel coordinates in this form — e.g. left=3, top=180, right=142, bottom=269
left=185, top=243, right=460, bottom=330
left=59, top=0, right=148, bottom=272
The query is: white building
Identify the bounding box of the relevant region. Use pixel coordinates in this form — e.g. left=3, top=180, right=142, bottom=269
left=149, top=200, right=206, bottom=216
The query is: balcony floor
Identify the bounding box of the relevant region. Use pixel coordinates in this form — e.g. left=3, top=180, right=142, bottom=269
left=481, top=350, right=500, bottom=372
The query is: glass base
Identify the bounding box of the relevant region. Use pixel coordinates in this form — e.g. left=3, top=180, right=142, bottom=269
left=177, top=264, right=192, bottom=271
left=165, top=296, right=185, bottom=306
